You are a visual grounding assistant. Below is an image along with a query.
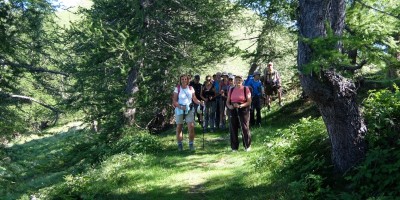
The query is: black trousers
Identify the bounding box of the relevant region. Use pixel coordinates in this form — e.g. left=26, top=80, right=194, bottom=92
left=250, top=96, right=262, bottom=125
left=230, top=106, right=251, bottom=150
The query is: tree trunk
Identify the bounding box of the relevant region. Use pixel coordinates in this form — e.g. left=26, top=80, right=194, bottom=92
left=125, top=65, right=139, bottom=126
left=124, top=0, right=153, bottom=125
left=387, top=33, right=400, bottom=79
left=298, top=0, right=366, bottom=174
left=247, top=63, right=259, bottom=76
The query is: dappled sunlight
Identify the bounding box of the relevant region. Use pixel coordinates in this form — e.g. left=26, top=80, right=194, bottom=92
left=8, top=121, right=86, bottom=147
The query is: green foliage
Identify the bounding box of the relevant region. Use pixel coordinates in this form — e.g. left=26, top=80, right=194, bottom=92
left=40, top=153, right=143, bottom=200
left=346, top=0, right=400, bottom=75
left=62, top=0, right=239, bottom=136
left=341, top=86, right=400, bottom=199
left=296, top=0, right=400, bottom=78
left=363, top=85, right=400, bottom=147
left=108, top=127, right=163, bottom=155
left=0, top=0, right=65, bottom=137
left=345, top=148, right=400, bottom=199
left=255, top=117, right=332, bottom=198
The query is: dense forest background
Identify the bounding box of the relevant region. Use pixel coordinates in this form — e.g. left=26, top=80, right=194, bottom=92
left=1, top=0, right=400, bottom=199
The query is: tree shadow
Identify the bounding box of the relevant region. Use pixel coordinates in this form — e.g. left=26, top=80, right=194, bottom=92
left=2, top=129, right=99, bottom=199
left=261, top=99, right=321, bottom=129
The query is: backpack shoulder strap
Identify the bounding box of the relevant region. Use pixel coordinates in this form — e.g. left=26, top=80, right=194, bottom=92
left=229, top=87, right=234, bottom=104
left=244, top=86, right=248, bottom=101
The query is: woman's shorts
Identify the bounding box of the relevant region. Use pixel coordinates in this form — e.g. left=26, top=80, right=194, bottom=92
left=175, top=109, right=195, bottom=124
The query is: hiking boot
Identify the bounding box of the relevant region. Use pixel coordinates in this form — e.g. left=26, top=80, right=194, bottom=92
left=267, top=105, right=271, bottom=111
left=232, top=149, right=238, bottom=152
left=189, top=143, right=195, bottom=151
left=178, top=143, right=183, bottom=151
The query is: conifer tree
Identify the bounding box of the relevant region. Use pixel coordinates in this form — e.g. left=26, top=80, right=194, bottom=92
left=63, top=0, right=238, bottom=136
left=0, top=0, right=64, bottom=136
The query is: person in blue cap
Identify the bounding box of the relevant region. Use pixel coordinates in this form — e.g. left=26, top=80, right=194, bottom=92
left=246, top=71, right=264, bottom=127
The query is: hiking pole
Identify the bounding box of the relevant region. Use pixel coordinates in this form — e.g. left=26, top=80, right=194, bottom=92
left=202, top=103, right=205, bottom=149
left=236, top=107, right=248, bottom=150
left=203, top=127, right=205, bottom=149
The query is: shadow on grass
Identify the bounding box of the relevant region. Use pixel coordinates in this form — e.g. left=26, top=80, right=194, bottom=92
left=2, top=130, right=100, bottom=199
left=261, top=99, right=320, bottom=129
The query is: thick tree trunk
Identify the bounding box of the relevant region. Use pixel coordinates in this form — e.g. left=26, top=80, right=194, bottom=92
left=298, top=0, right=366, bottom=174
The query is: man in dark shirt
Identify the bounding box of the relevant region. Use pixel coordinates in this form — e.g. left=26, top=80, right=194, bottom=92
left=190, top=75, right=204, bottom=127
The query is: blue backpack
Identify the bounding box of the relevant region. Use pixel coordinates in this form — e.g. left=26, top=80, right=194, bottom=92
left=244, top=75, right=254, bottom=86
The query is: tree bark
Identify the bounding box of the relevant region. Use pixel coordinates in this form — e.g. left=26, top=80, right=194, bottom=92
left=123, top=0, right=153, bottom=126
left=247, top=63, right=259, bottom=76
left=298, top=0, right=366, bottom=174
left=125, top=65, right=139, bottom=126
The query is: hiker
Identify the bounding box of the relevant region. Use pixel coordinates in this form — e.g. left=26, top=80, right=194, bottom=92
left=226, top=75, right=252, bottom=152
left=263, top=62, right=282, bottom=110
left=247, top=71, right=264, bottom=127
left=226, top=75, right=235, bottom=135
left=189, top=74, right=204, bottom=127
left=219, top=72, right=230, bottom=130
left=201, top=75, right=217, bottom=133
left=172, top=74, right=204, bottom=151
left=213, top=72, right=222, bottom=129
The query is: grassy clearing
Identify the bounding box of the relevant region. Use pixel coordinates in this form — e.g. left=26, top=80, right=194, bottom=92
left=1, top=96, right=321, bottom=199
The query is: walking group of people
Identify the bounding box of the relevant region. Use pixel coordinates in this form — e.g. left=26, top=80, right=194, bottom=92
left=172, top=62, right=282, bottom=152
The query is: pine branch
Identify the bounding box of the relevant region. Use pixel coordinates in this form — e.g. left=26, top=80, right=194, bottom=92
left=0, top=58, right=68, bottom=76
left=339, top=59, right=367, bottom=72
left=355, top=0, right=400, bottom=20
left=1, top=91, right=61, bottom=125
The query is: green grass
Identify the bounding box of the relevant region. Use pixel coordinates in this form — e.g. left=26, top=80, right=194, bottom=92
left=1, top=93, right=322, bottom=199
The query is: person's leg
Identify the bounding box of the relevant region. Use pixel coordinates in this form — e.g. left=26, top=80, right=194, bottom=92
left=186, top=110, right=196, bottom=150
left=204, top=102, right=210, bottom=131
left=176, top=124, right=183, bottom=142
left=227, top=109, right=232, bottom=134
left=188, top=122, right=195, bottom=141
left=176, top=117, right=184, bottom=151
left=230, top=108, right=239, bottom=150
left=250, top=99, right=255, bottom=126
left=199, top=105, right=204, bottom=127
left=278, top=87, right=282, bottom=106
left=220, top=99, right=226, bottom=129
left=240, top=107, right=251, bottom=150
left=210, top=101, right=216, bottom=132
left=265, top=84, right=273, bottom=110
left=255, top=96, right=262, bottom=125
left=214, top=98, right=220, bottom=128
left=266, top=95, right=271, bottom=110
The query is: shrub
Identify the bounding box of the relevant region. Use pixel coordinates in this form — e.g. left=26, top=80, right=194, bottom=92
left=342, top=85, right=400, bottom=199
left=363, top=85, right=400, bottom=148
left=256, top=117, right=332, bottom=198
left=109, top=127, right=163, bottom=155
